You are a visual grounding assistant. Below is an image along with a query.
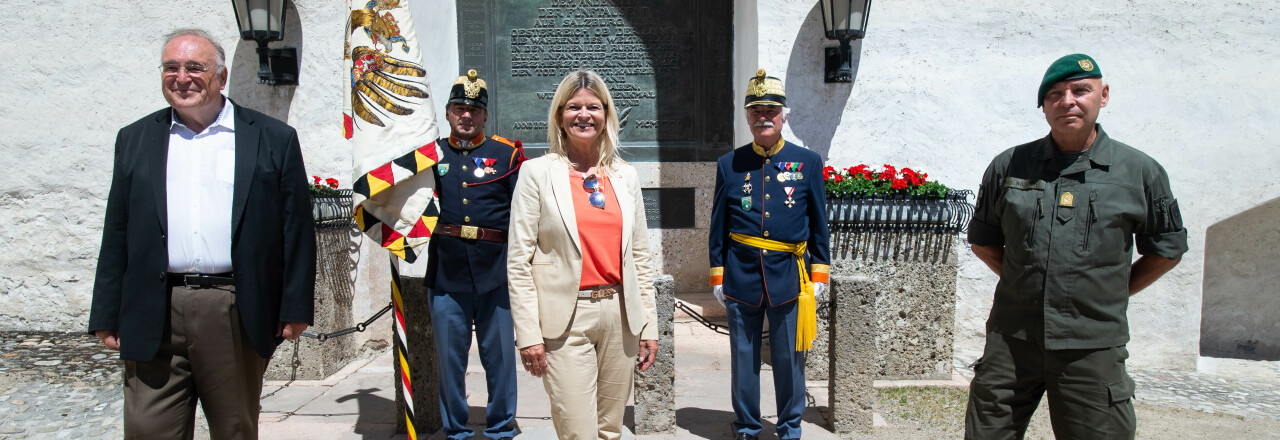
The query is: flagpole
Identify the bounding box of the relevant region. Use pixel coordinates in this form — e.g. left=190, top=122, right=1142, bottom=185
left=389, top=254, right=417, bottom=439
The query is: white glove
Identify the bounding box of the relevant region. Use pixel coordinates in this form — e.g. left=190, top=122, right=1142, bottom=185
left=813, top=282, right=828, bottom=305
left=712, top=284, right=726, bottom=308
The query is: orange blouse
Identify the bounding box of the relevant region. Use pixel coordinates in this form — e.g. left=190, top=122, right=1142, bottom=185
left=570, top=169, right=623, bottom=289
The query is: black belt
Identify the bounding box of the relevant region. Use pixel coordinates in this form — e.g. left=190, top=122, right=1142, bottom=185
left=168, top=273, right=236, bottom=289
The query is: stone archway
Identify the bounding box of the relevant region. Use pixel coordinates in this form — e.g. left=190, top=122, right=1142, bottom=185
left=1200, top=196, right=1280, bottom=360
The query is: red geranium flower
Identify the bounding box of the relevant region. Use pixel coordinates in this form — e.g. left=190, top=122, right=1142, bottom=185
left=325, top=177, right=339, bottom=189
left=892, top=178, right=907, bottom=190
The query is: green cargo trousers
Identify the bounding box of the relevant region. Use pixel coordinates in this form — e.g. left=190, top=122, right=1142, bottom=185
left=964, top=331, right=1136, bottom=440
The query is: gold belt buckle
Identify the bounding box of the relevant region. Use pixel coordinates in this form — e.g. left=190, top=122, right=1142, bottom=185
left=592, top=286, right=615, bottom=300
left=460, top=225, right=479, bottom=240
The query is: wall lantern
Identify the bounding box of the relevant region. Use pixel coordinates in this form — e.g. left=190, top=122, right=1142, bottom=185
left=231, top=0, right=298, bottom=85
left=819, top=0, right=873, bottom=83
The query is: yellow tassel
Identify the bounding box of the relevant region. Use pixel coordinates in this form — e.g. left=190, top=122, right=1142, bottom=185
left=796, top=271, right=816, bottom=351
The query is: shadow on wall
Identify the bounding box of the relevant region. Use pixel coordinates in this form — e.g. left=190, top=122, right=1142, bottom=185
left=784, top=2, right=857, bottom=160
left=226, top=0, right=301, bottom=123
left=1200, top=195, right=1280, bottom=361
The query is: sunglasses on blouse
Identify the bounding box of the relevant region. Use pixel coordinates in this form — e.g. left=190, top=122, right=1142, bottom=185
left=583, top=174, right=606, bottom=209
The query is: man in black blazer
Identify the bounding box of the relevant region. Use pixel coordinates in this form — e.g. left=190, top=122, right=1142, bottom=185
left=88, top=28, right=315, bottom=439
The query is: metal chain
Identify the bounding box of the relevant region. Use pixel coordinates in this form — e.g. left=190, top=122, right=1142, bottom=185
left=300, top=301, right=394, bottom=342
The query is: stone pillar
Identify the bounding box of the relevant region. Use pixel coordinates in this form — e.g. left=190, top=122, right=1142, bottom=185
left=267, top=227, right=358, bottom=380
left=394, top=276, right=441, bottom=434
left=808, top=234, right=958, bottom=381
left=633, top=275, right=676, bottom=434
left=827, top=274, right=876, bottom=435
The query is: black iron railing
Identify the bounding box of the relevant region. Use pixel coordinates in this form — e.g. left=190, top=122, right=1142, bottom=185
left=312, top=190, right=355, bottom=231
left=826, top=190, right=974, bottom=262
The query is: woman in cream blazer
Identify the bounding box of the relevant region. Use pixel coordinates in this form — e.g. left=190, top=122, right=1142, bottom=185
left=506, top=70, right=659, bottom=440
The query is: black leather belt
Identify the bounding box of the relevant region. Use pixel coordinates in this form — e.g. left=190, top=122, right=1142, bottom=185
left=435, top=223, right=508, bottom=242
left=168, top=273, right=236, bottom=289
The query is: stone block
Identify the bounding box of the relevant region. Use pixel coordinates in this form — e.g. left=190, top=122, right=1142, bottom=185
left=268, top=228, right=358, bottom=381
left=633, top=275, right=676, bottom=435
left=827, top=275, right=876, bottom=435
left=808, top=233, right=958, bottom=381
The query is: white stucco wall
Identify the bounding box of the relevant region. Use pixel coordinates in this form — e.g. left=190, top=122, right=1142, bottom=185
left=0, top=1, right=389, bottom=344
left=754, top=0, right=1280, bottom=370
left=2, top=0, right=1277, bottom=372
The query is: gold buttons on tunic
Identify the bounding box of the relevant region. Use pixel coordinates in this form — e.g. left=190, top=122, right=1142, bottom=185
left=762, top=249, right=769, bottom=254
left=462, top=199, right=469, bottom=205
left=764, top=231, right=770, bottom=237
left=765, top=159, right=771, bottom=164
left=462, top=166, right=469, bottom=171
left=765, top=194, right=771, bottom=200
left=765, top=212, right=771, bottom=218
left=464, top=216, right=471, bottom=222
left=765, top=176, right=771, bottom=182
left=462, top=182, right=468, bottom=188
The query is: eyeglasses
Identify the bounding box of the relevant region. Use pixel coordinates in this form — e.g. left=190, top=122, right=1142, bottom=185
left=583, top=174, right=606, bottom=209
left=161, top=62, right=215, bottom=77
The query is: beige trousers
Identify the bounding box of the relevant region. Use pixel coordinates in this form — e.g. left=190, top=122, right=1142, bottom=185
left=123, top=285, right=268, bottom=440
left=542, top=294, right=639, bottom=440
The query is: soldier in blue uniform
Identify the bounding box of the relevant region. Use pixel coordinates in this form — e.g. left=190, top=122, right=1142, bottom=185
left=708, top=69, right=831, bottom=440
left=425, top=69, right=525, bottom=440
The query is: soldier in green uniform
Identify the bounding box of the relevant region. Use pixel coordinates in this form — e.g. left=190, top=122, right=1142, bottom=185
left=964, top=54, right=1188, bottom=439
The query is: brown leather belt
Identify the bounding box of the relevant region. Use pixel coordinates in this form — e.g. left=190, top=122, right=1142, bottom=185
left=435, top=223, right=507, bottom=242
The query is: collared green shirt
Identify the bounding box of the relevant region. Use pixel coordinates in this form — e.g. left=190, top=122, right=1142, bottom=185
left=968, top=125, right=1188, bottom=350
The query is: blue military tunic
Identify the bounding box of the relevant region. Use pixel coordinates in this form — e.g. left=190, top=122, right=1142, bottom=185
left=425, top=133, right=525, bottom=294
left=709, top=139, right=831, bottom=307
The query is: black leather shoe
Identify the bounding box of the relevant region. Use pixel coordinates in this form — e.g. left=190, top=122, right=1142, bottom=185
left=735, top=433, right=758, bottom=440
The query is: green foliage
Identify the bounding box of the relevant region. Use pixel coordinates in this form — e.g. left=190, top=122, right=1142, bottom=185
left=823, top=164, right=951, bottom=199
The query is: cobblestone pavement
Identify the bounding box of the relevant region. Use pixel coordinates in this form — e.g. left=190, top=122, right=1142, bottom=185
left=5, top=331, right=1280, bottom=440
left=954, top=351, right=1280, bottom=421
left=1, top=332, right=124, bottom=440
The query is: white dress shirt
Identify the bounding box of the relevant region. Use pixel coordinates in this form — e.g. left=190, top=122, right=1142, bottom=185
left=166, top=98, right=236, bottom=273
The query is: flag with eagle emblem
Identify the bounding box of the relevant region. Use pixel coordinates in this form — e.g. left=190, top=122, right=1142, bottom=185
left=345, top=0, right=440, bottom=264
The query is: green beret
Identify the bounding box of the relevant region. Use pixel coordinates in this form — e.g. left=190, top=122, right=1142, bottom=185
left=1037, top=54, right=1102, bottom=107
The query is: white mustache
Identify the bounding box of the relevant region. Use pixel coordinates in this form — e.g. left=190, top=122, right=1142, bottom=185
left=754, top=121, right=775, bottom=128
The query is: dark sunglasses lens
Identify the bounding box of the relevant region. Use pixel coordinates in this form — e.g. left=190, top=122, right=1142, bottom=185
left=589, top=191, right=606, bottom=208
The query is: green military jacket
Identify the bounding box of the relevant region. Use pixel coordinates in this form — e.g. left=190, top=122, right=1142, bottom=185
left=968, top=125, right=1188, bottom=350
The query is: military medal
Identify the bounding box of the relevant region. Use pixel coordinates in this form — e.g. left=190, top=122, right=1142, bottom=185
left=472, top=158, right=492, bottom=178
left=742, top=174, right=752, bottom=194
left=784, top=187, right=796, bottom=208
left=741, top=196, right=752, bottom=211
left=794, top=162, right=804, bottom=180
left=437, top=164, right=450, bottom=176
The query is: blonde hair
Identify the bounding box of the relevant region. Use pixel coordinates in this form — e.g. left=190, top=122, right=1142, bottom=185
left=546, top=70, right=623, bottom=168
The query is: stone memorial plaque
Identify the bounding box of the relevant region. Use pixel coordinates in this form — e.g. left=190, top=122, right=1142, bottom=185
left=458, top=0, right=733, bottom=161
left=641, top=188, right=695, bottom=229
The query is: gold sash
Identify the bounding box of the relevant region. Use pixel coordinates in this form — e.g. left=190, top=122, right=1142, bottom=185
left=729, top=232, right=816, bottom=351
